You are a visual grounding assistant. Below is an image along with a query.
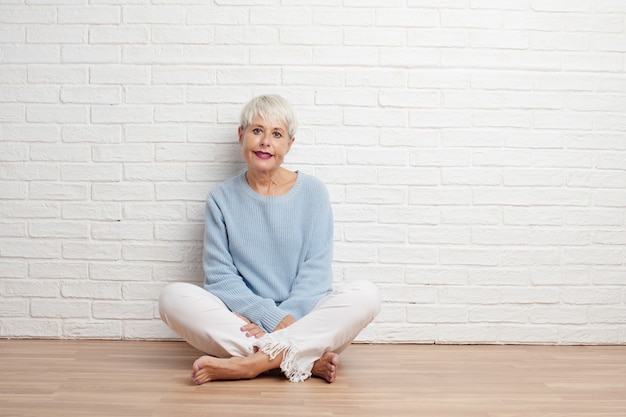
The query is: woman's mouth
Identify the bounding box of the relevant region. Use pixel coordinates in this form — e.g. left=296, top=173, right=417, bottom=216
left=254, top=151, right=273, bottom=160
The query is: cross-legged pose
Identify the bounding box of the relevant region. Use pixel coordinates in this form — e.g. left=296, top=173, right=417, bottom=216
left=159, top=95, right=381, bottom=384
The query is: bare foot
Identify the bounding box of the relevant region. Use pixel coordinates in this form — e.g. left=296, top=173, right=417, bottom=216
left=311, top=352, right=339, bottom=383
left=191, top=355, right=252, bottom=384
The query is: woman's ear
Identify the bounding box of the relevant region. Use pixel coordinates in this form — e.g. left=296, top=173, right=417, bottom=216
left=238, top=126, right=244, bottom=145
left=286, top=136, right=295, bottom=152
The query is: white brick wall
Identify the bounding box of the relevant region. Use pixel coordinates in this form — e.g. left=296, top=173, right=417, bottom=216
left=1, top=1, right=625, bottom=345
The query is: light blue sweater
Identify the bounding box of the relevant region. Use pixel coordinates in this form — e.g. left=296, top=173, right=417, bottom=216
left=203, top=171, right=334, bottom=332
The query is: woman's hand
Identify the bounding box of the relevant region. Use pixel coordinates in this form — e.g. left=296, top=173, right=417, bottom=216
left=234, top=312, right=266, bottom=339
left=273, top=314, right=296, bottom=332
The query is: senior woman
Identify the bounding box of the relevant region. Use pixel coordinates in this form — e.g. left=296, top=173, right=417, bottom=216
left=159, top=94, right=380, bottom=384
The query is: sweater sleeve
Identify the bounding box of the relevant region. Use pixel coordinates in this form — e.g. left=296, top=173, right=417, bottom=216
left=276, top=185, right=334, bottom=320
left=202, top=194, right=288, bottom=331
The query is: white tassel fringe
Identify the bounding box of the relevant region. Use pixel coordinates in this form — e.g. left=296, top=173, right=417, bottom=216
left=255, top=336, right=310, bottom=383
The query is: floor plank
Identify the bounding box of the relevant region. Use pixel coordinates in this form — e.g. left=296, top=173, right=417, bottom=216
left=1, top=340, right=625, bottom=417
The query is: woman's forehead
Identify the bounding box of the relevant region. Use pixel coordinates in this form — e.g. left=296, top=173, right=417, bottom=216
left=250, top=114, right=288, bottom=131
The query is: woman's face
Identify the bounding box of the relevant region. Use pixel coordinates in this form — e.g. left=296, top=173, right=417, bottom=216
left=238, top=115, right=294, bottom=175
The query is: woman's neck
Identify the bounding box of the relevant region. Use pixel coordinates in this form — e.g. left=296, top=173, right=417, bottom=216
left=245, top=168, right=297, bottom=196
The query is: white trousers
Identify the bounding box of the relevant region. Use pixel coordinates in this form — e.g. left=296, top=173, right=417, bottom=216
left=159, top=280, right=381, bottom=382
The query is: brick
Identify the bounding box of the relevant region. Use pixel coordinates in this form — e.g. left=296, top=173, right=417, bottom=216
left=379, top=168, right=439, bottom=186
left=30, top=144, right=90, bottom=162
left=29, top=221, right=89, bottom=239
left=442, top=9, right=502, bottom=28
left=343, top=266, right=404, bottom=284
left=27, top=105, right=88, bottom=123
left=0, top=66, right=27, bottom=84
left=62, top=281, right=121, bottom=299
left=57, top=6, right=120, bottom=24
left=92, top=183, right=154, bottom=201
left=1, top=8, right=55, bottom=24
left=0, top=104, right=25, bottom=122
left=89, top=27, right=150, bottom=44
left=214, top=26, right=276, bottom=46
left=0, top=201, right=59, bottom=219
left=379, top=245, right=437, bottom=265
left=60, top=86, right=121, bottom=104
left=410, top=226, right=470, bottom=244
left=281, top=28, right=341, bottom=46
left=183, top=45, right=246, bottom=65
left=0, top=45, right=59, bottom=64
left=560, top=326, right=622, bottom=345
left=409, top=188, right=472, bottom=205
left=441, top=207, right=500, bottom=225
left=125, top=87, right=184, bottom=104
left=123, top=320, right=178, bottom=340
left=91, top=106, right=153, bottom=124
left=0, top=299, right=28, bottom=316
left=63, top=321, right=122, bottom=339
left=439, top=249, right=500, bottom=266
left=531, top=268, right=589, bottom=286
left=1, top=279, right=60, bottom=297
left=63, top=241, right=121, bottom=260
left=407, top=305, right=468, bottom=323
left=566, top=209, right=624, bottom=226
left=29, top=261, right=88, bottom=279
left=27, top=25, right=85, bottom=44
left=31, top=299, right=91, bottom=319
left=531, top=32, right=590, bottom=51
left=90, top=263, right=152, bottom=282
left=503, top=207, right=563, bottom=226
left=410, top=110, right=471, bottom=128
left=92, top=301, right=154, bottom=319
left=28, top=65, right=87, bottom=84
left=563, top=249, right=623, bottom=266
left=345, top=224, right=406, bottom=243
left=315, top=89, right=377, bottom=106
left=91, top=222, right=153, bottom=241
left=155, top=183, right=209, bottom=202
left=122, top=243, right=187, bottom=262
left=154, top=223, right=203, bottom=241
left=1, top=319, right=59, bottom=338
left=529, top=306, right=588, bottom=324
left=313, top=47, right=378, bottom=66
left=1, top=178, right=27, bottom=199
left=499, top=325, right=559, bottom=344
left=442, top=168, right=500, bottom=185
left=504, top=11, right=562, bottom=31
left=62, top=46, right=121, bottom=64
left=154, top=105, right=215, bottom=123
left=62, top=203, right=121, bottom=221
left=531, top=0, right=590, bottom=12
left=92, top=144, right=154, bottom=162
left=0, top=86, right=59, bottom=103
left=500, top=287, right=560, bottom=304
left=0, top=220, right=26, bottom=237
left=471, top=30, right=529, bottom=49
left=153, top=67, right=215, bottom=85
left=502, top=249, right=561, bottom=266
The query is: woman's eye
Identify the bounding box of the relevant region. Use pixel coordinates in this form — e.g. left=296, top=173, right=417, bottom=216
left=252, top=128, right=262, bottom=134
left=273, top=132, right=283, bottom=138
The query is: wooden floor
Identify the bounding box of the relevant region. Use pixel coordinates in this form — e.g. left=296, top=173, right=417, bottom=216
left=1, top=340, right=625, bottom=417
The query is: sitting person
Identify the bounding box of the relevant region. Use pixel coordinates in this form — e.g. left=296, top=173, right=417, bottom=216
left=159, top=94, right=381, bottom=384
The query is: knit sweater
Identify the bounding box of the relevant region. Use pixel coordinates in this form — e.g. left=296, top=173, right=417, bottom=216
left=202, top=171, right=334, bottom=332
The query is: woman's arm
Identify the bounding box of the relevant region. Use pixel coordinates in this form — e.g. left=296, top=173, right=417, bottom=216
left=202, top=195, right=288, bottom=331
left=277, top=186, right=334, bottom=320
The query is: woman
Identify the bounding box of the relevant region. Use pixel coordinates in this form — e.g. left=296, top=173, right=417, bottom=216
left=159, top=94, right=380, bottom=384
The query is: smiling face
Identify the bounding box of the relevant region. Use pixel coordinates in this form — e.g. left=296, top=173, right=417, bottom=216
left=238, top=115, right=295, bottom=176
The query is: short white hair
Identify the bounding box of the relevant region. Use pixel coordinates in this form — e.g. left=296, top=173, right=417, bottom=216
left=239, top=95, right=298, bottom=138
